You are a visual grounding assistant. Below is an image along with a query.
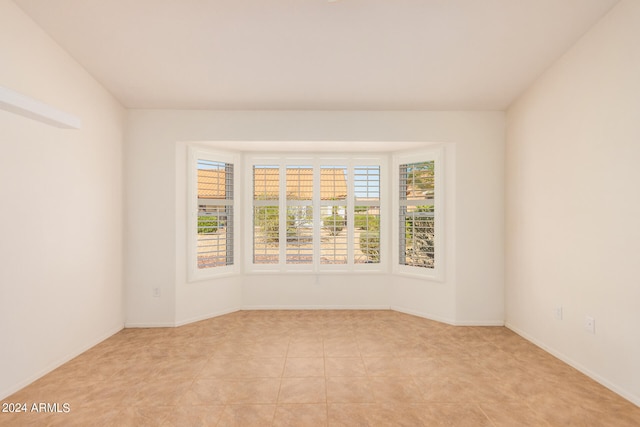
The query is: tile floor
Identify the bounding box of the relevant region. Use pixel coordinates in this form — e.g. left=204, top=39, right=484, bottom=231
left=1, top=310, right=639, bottom=426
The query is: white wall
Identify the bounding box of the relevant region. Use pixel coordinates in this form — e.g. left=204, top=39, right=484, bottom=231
left=506, top=0, right=640, bottom=406
left=125, top=110, right=504, bottom=327
left=0, top=0, right=125, bottom=400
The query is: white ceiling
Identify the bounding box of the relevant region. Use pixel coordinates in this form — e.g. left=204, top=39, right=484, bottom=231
left=15, top=0, right=619, bottom=111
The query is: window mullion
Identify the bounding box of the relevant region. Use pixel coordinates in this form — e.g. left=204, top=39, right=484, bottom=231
left=313, top=160, right=321, bottom=273
left=347, top=163, right=355, bottom=269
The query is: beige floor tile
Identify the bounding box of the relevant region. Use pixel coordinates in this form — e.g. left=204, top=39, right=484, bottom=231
left=38, top=377, right=139, bottom=409
left=216, top=404, right=276, bottom=427
left=414, top=374, right=514, bottom=403
left=325, top=357, right=367, bottom=377
left=112, top=360, right=159, bottom=381
left=273, top=404, right=328, bottom=427
left=114, top=406, right=173, bottom=427
left=0, top=411, right=58, bottom=427
left=369, top=377, right=424, bottom=403
left=161, top=405, right=225, bottom=427
left=278, top=378, right=326, bottom=404
left=183, top=378, right=281, bottom=405
left=368, top=403, right=431, bottom=427
left=328, top=402, right=426, bottom=426
left=356, top=339, right=396, bottom=357
left=152, top=357, right=208, bottom=380
left=327, top=403, right=376, bottom=426
left=326, top=377, right=375, bottom=403
left=527, top=395, right=640, bottom=427
left=133, top=378, right=193, bottom=407
left=438, top=358, right=494, bottom=380
left=283, top=357, right=325, bottom=377
left=250, top=342, right=289, bottom=358
left=480, top=402, right=551, bottom=426
left=323, top=337, right=360, bottom=357
left=414, top=403, right=494, bottom=426
left=403, top=357, right=441, bottom=377
left=45, top=355, right=123, bottom=383
left=200, top=358, right=285, bottom=378
left=5, top=310, right=639, bottom=426
left=47, top=406, right=121, bottom=427
left=287, top=339, right=324, bottom=357
left=363, top=357, right=412, bottom=377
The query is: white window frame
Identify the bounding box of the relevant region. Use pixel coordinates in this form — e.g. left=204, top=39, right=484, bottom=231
left=244, top=153, right=388, bottom=274
left=187, top=146, right=241, bottom=281
left=392, top=146, right=445, bottom=281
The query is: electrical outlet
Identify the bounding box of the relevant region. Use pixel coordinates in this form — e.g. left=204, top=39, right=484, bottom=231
left=584, top=316, right=595, bottom=334
left=555, top=306, right=563, bottom=320
left=153, top=287, right=161, bottom=298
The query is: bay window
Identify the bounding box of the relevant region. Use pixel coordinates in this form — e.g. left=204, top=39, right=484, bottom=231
left=187, top=146, right=443, bottom=281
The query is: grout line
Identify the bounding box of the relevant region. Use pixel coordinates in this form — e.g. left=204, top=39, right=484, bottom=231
left=323, top=331, right=330, bottom=423
left=476, top=403, right=499, bottom=427
left=270, top=336, right=290, bottom=425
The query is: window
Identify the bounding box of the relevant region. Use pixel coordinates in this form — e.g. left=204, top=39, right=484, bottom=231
left=354, top=166, right=380, bottom=264
left=394, top=148, right=443, bottom=279
left=248, top=156, right=385, bottom=272
left=188, top=148, right=237, bottom=280
left=286, top=166, right=314, bottom=264
left=253, top=166, right=279, bottom=264
left=186, top=147, right=444, bottom=280
left=399, top=161, right=434, bottom=268
left=320, top=166, right=348, bottom=264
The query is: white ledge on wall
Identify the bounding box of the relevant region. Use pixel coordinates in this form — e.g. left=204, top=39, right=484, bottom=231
left=0, top=85, right=81, bottom=129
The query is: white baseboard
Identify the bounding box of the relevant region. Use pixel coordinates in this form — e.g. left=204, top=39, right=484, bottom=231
left=506, top=322, right=640, bottom=408
left=174, top=307, right=240, bottom=327
left=124, top=322, right=176, bottom=328
left=0, top=323, right=124, bottom=401
left=390, top=306, right=457, bottom=325
left=454, top=319, right=505, bottom=326
left=391, top=306, right=504, bottom=326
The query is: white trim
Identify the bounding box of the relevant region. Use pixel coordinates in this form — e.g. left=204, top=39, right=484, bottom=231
left=392, top=306, right=504, bottom=326
left=0, top=323, right=122, bottom=400
left=391, top=306, right=458, bottom=325
left=454, top=319, right=505, bottom=326
left=124, top=322, right=177, bottom=328
left=242, top=269, right=388, bottom=276
left=174, top=307, right=241, bottom=327
left=506, top=322, right=640, bottom=407
left=0, top=85, right=81, bottom=129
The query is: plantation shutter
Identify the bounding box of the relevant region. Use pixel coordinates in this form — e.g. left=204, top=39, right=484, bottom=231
left=320, top=166, right=348, bottom=264
left=197, top=159, right=234, bottom=269
left=399, top=161, right=435, bottom=269
left=354, top=166, right=381, bottom=264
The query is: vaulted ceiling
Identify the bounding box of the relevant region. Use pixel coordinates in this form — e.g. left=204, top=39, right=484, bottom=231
left=15, top=0, right=619, bottom=110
